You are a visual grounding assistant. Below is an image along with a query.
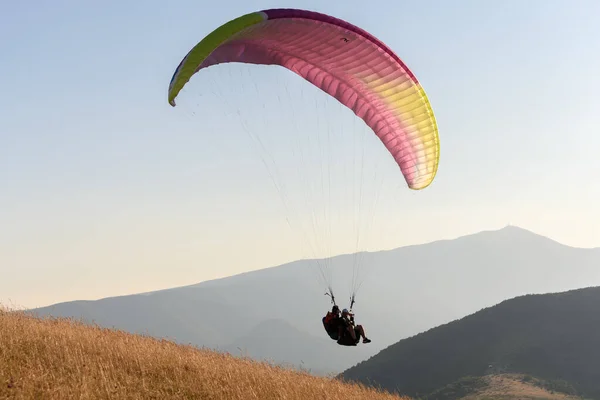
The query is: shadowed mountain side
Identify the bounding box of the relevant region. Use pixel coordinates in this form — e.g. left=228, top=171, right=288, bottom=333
left=28, top=226, right=600, bottom=373
left=340, top=286, right=600, bottom=399
left=222, top=318, right=372, bottom=376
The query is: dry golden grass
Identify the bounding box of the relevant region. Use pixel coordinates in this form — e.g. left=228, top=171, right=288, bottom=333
left=463, top=374, right=581, bottom=400
left=0, top=307, right=405, bottom=400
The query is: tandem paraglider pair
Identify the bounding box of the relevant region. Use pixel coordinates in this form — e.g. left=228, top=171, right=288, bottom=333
left=323, top=305, right=371, bottom=346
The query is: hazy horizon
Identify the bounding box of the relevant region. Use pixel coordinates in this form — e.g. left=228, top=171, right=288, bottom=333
left=2, top=0, right=600, bottom=309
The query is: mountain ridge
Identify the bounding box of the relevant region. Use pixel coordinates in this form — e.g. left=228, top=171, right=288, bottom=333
left=26, top=225, right=595, bottom=306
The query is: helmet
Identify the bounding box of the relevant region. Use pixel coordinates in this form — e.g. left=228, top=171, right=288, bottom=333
left=342, top=308, right=349, bottom=314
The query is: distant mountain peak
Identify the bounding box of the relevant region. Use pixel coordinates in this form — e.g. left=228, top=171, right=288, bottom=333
left=451, top=224, right=568, bottom=246
left=472, top=224, right=542, bottom=236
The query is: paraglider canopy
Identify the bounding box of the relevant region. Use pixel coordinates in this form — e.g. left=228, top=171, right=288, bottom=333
left=168, top=8, right=440, bottom=190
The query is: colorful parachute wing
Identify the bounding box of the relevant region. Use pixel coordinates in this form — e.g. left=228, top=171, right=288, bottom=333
left=168, top=9, right=440, bottom=189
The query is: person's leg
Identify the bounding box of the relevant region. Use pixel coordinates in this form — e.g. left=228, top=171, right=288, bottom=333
left=355, top=325, right=366, bottom=339
left=355, top=325, right=371, bottom=343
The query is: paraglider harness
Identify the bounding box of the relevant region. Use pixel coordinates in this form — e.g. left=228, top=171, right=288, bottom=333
left=322, top=290, right=356, bottom=341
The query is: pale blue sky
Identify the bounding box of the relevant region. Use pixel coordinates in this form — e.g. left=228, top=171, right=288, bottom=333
left=2, top=0, right=600, bottom=308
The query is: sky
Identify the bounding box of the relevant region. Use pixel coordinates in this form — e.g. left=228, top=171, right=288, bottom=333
left=1, top=0, right=600, bottom=309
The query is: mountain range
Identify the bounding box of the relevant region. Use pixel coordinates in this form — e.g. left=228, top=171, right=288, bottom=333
left=28, top=225, right=600, bottom=375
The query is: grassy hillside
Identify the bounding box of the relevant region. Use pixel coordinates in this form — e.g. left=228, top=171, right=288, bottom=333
left=340, top=286, right=600, bottom=399
left=0, top=308, right=403, bottom=400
